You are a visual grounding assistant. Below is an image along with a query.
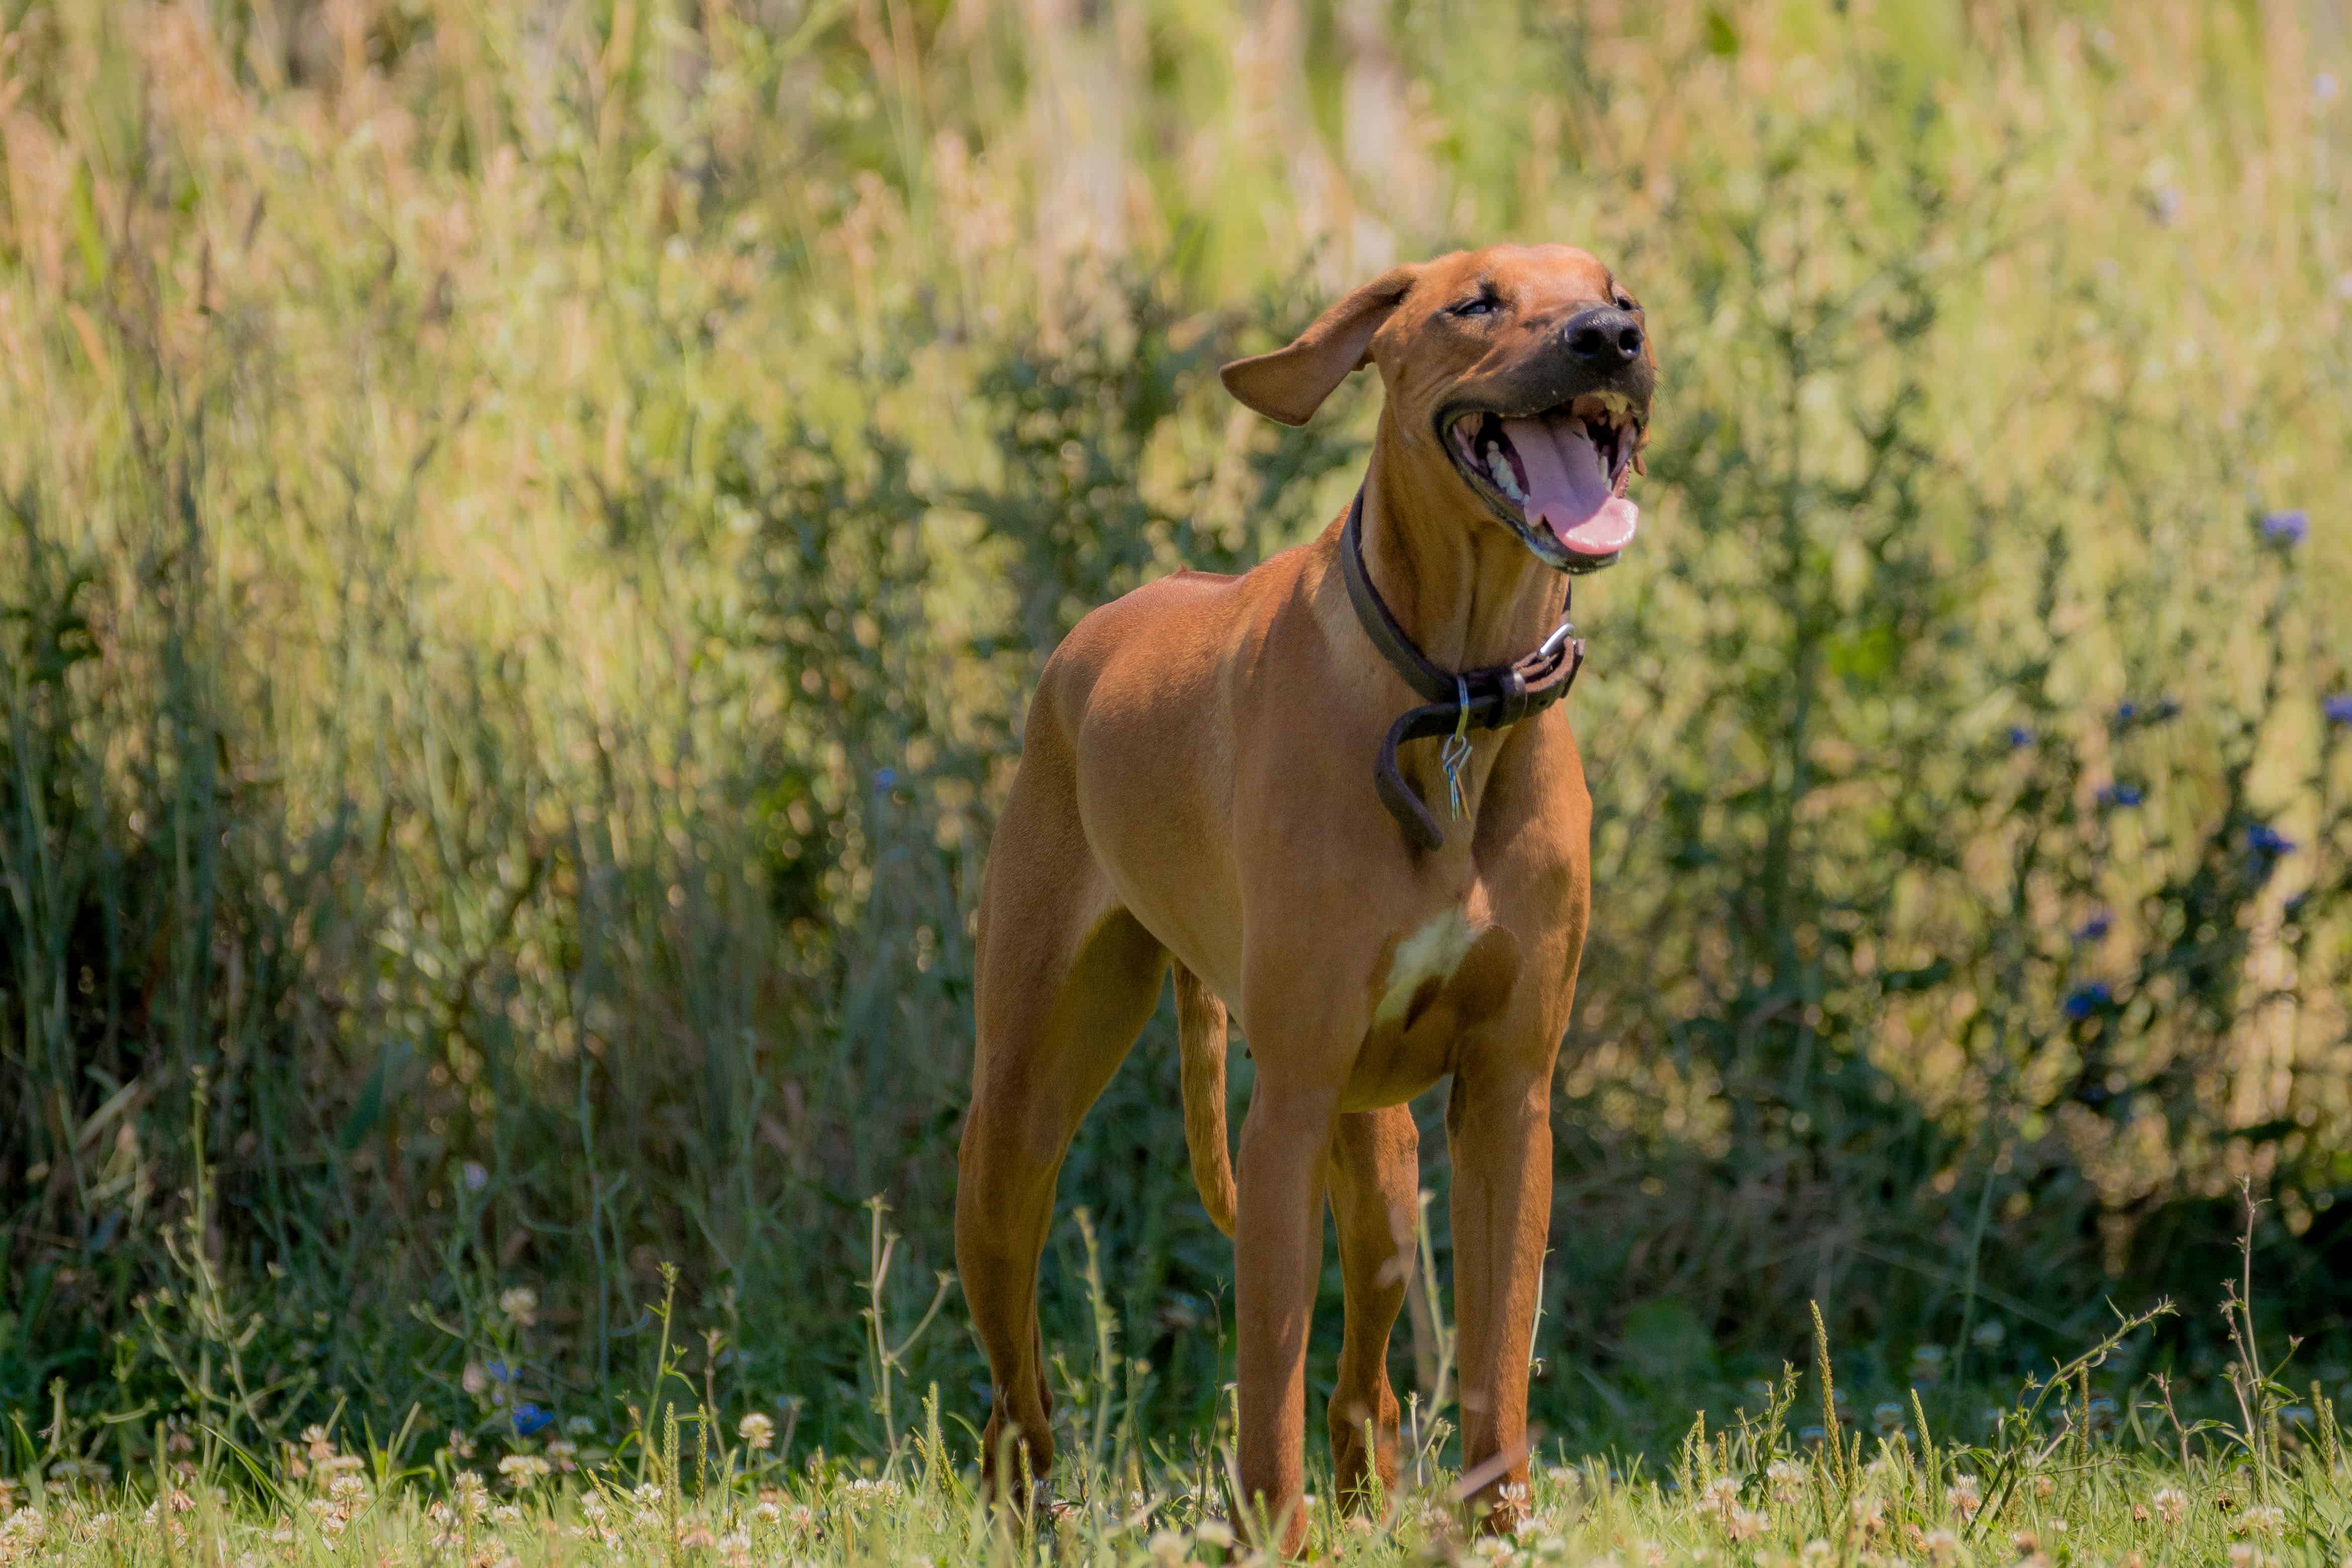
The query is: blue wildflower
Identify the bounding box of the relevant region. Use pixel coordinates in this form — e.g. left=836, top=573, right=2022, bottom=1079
left=2260, top=509, right=2308, bottom=545
left=486, top=1359, right=518, bottom=1383
left=511, top=1403, right=554, bottom=1437
left=2073, top=910, right=2113, bottom=943
left=2115, top=701, right=2137, bottom=722
left=2007, top=725, right=2034, bottom=749
left=872, top=767, right=897, bottom=792
left=2246, top=823, right=2296, bottom=858
left=2063, top=983, right=2113, bottom=1021
left=2097, top=783, right=2145, bottom=808
left=2324, top=694, right=2352, bottom=725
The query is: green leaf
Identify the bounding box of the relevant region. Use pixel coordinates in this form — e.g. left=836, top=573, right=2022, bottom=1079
left=338, top=1040, right=411, bottom=1153
left=70, top=160, right=107, bottom=291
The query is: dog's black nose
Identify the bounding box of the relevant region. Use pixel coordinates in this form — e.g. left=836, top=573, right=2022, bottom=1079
left=1563, top=307, right=1643, bottom=365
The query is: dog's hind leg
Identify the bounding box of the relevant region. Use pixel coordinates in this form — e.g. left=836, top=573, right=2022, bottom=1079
left=1326, top=1104, right=1417, bottom=1512
left=956, top=754, right=1167, bottom=1502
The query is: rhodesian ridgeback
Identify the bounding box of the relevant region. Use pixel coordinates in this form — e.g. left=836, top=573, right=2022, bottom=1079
left=955, top=244, right=1654, bottom=1551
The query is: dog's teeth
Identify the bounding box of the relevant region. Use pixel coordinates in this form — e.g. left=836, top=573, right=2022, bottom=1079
left=1486, top=448, right=1523, bottom=500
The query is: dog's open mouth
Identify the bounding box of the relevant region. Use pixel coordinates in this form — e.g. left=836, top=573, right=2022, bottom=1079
left=1444, top=393, right=1642, bottom=571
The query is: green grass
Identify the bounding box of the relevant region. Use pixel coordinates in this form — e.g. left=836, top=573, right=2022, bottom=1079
left=6, top=1282, right=2350, bottom=1565
left=5, top=0, right=2352, bottom=1527
left=2, top=1445, right=2339, bottom=1568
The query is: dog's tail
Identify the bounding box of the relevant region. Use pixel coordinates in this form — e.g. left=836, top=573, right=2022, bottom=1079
left=1174, top=964, right=1237, bottom=1237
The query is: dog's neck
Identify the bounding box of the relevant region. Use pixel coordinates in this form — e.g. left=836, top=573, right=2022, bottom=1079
left=1353, top=415, right=1570, bottom=673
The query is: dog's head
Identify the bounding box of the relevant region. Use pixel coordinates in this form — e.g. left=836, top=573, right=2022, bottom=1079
left=1221, top=245, right=1654, bottom=573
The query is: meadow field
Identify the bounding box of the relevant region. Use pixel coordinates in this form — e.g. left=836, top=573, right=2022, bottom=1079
left=4, top=0, right=2352, bottom=1558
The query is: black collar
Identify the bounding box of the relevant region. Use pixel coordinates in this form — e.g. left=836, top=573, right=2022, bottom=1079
left=1338, top=491, right=1586, bottom=852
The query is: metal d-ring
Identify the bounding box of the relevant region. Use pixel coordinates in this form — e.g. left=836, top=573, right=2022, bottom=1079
left=1440, top=673, right=1473, bottom=820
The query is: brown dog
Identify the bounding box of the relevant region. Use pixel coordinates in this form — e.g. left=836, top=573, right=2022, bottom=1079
left=955, top=245, right=1654, bottom=1551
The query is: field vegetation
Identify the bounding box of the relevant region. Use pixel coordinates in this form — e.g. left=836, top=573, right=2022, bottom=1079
left=4, top=0, right=2352, bottom=1557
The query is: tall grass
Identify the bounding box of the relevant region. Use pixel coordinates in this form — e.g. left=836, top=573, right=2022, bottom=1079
left=3, top=0, right=2350, bottom=1487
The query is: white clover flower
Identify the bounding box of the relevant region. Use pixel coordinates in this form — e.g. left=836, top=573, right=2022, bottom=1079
left=1924, top=1528, right=1959, bottom=1564
left=499, top=1286, right=540, bottom=1326
left=2152, top=1487, right=2188, bottom=1527
left=498, top=1454, right=552, bottom=1485
left=1947, top=1474, right=1982, bottom=1519
left=739, top=1412, right=776, bottom=1450
left=1767, top=1457, right=1806, bottom=1503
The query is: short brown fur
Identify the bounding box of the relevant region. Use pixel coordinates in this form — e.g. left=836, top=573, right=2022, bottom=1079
left=955, top=245, right=1652, bottom=1553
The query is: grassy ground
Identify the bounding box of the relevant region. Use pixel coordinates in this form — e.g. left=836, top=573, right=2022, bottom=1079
left=10, top=1221, right=2351, bottom=1564
left=7, top=1317, right=2350, bottom=1566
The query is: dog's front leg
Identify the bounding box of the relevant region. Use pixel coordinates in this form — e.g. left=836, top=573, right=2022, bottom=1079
left=1445, top=1064, right=1554, bottom=1536
left=1232, top=1072, right=1339, bottom=1558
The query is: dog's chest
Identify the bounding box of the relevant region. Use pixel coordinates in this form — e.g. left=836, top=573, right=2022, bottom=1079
left=1344, top=905, right=1525, bottom=1111
left=1374, top=909, right=1479, bottom=1025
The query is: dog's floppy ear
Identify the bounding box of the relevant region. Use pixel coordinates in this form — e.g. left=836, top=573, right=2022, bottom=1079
left=1219, top=266, right=1417, bottom=426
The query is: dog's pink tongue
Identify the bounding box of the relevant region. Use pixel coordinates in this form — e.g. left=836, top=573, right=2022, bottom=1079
left=1501, top=414, right=1639, bottom=559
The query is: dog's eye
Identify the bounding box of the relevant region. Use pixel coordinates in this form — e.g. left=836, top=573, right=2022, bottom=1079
left=1451, top=296, right=1499, bottom=318
left=1613, top=294, right=1640, bottom=313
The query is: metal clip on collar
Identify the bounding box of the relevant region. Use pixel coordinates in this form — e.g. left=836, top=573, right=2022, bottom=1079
left=1337, top=491, right=1589, bottom=852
